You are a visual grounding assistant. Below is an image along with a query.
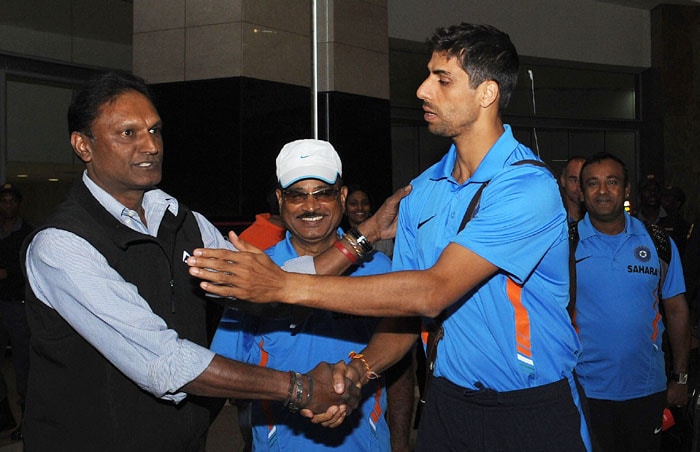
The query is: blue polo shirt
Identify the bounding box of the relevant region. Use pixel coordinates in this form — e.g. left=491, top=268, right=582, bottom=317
left=211, top=229, right=392, bottom=451
left=574, top=212, right=685, bottom=400
left=394, top=125, right=580, bottom=392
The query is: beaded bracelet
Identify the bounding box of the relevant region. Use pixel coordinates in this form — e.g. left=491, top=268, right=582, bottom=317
left=348, top=351, right=380, bottom=380
left=333, top=240, right=358, bottom=263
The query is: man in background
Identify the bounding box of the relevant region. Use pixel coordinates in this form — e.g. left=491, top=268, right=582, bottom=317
left=239, top=179, right=286, bottom=250
left=637, top=175, right=690, bottom=257
left=573, top=152, right=689, bottom=451
left=560, top=156, right=586, bottom=223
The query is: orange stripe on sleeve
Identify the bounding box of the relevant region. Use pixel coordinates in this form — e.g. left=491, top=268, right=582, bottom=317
left=506, top=278, right=534, bottom=368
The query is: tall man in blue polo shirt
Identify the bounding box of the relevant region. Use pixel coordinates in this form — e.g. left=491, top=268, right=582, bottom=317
left=187, top=23, right=591, bottom=450
left=573, top=152, right=689, bottom=451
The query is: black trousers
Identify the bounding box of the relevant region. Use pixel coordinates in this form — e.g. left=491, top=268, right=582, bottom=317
left=416, top=376, right=589, bottom=452
left=0, top=300, right=29, bottom=404
left=587, top=391, right=666, bottom=452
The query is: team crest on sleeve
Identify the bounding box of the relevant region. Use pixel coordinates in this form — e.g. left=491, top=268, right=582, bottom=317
left=634, top=246, right=652, bottom=262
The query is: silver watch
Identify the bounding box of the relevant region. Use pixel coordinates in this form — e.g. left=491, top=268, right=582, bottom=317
left=671, top=372, right=688, bottom=384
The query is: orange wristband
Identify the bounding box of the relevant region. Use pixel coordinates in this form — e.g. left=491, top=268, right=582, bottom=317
left=333, top=240, right=358, bottom=263
left=348, top=351, right=380, bottom=380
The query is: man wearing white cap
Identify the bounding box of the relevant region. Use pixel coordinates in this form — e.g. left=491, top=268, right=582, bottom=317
left=210, top=139, right=398, bottom=451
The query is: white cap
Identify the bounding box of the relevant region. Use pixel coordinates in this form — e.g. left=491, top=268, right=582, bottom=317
left=276, top=139, right=342, bottom=189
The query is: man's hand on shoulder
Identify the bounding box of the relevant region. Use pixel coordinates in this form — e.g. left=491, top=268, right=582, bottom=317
left=358, top=185, right=411, bottom=243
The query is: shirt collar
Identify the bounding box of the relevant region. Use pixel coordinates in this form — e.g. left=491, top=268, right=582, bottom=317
left=81, top=171, right=178, bottom=233
left=578, top=211, right=646, bottom=240
left=427, top=124, right=520, bottom=185
left=282, top=227, right=345, bottom=257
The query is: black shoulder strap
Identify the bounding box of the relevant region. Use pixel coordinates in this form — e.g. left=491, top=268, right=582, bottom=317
left=645, top=223, right=672, bottom=264
left=568, top=221, right=580, bottom=318
left=457, top=159, right=557, bottom=232
left=458, top=182, right=489, bottom=232
left=644, top=222, right=672, bottom=299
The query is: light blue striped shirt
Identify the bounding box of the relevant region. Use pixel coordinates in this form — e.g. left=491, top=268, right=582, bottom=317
left=25, top=171, right=314, bottom=403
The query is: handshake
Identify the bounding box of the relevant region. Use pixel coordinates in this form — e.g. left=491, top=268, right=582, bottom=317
left=294, top=354, right=377, bottom=427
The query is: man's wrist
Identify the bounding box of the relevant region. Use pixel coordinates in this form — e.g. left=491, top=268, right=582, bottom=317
left=356, top=220, right=380, bottom=244
left=671, top=371, right=688, bottom=384
left=284, top=371, right=313, bottom=411
left=348, top=351, right=380, bottom=385
left=348, top=358, right=369, bottom=385
left=346, top=228, right=373, bottom=254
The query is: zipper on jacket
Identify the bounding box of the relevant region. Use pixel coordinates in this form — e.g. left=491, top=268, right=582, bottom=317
left=170, top=278, right=176, bottom=313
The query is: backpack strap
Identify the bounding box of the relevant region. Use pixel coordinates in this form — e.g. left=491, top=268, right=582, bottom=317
left=646, top=222, right=672, bottom=265
left=644, top=222, right=672, bottom=299
left=568, top=221, right=580, bottom=318
left=457, top=182, right=489, bottom=233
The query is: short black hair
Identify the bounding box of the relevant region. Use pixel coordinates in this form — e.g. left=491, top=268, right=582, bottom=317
left=580, top=152, right=629, bottom=189
left=0, top=183, right=22, bottom=202
left=68, top=71, right=153, bottom=138
left=345, top=184, right=376, bottom=211
left=428, top=23, right=519, bottom=112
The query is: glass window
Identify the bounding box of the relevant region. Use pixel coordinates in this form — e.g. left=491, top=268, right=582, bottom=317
left=4, top=77, right=81, bottom=225
left=509, top=63, right=638, bottom=120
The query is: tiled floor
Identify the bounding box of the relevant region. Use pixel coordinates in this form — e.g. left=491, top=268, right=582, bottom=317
left=206, top=402, right=246, bottom=452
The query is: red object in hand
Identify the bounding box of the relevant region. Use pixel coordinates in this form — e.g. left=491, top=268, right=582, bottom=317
left=662, top=408, right=675, bottom=431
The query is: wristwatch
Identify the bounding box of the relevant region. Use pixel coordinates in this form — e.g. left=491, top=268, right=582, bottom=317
left=347, top=228, right=374, bottom=253
left=671, top=372, right=688, bottom=384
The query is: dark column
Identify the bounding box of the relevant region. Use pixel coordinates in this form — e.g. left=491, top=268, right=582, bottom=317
left=649, top=5, right=700, bottom=222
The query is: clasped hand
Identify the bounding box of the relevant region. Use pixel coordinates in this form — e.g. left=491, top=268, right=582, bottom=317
left=303, top=360, right=366, bottom=427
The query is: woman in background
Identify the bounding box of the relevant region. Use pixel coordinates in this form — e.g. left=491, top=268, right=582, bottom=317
left=344, top=185, right=394, bottom=259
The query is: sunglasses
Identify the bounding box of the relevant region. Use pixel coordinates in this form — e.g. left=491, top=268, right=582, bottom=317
left=282, top=188, right=340, bottom=204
